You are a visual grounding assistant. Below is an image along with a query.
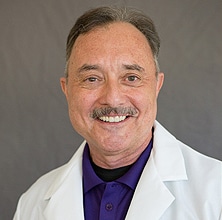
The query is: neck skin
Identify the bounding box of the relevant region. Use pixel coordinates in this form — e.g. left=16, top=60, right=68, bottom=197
left=88, top=132, right=152, bottom=169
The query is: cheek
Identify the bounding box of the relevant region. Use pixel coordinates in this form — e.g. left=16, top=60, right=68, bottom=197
left=67, top=89, right=97, bottom=117
left=132, top=92, right=158, bottom=127
left=132, top=88, right=157, bottom=110
left=67, top=93, right=91, bottom=134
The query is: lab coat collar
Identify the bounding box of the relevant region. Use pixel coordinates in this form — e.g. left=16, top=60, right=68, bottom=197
left=43, top=141, right=86, bottom=220
left=153, top=121, right=188, bottom=181
left=126, top=121, right=188, bottom=219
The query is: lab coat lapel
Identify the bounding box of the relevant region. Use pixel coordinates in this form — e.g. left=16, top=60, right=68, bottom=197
left=43, top=142, right=86, bottom=220
left=126, top=121, right=188, bottom=219
left=125, top=153, right=175, bottom=219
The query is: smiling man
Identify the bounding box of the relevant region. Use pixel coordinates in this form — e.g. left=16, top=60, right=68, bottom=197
left=60, top=21, right=163, bottom=169
left=14, top=6, right=222, bottom=220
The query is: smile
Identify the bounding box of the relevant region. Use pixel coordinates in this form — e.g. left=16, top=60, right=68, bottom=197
left=99, top=115, right=127, bottom=123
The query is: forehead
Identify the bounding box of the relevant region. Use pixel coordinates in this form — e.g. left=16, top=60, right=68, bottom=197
left=69, top=22, right=155, bottom=70
left=74, top=22, right=151, bottom=51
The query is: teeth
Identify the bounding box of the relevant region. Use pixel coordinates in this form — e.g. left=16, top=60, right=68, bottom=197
left=99, top=116, right=126, bottom=122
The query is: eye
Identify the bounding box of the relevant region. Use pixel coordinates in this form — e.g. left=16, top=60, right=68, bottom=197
left=127, top=75, right=139, bottom=82
left=122, top=73, right=143, bottom=87
left=80, top=75, right=104, bottom=90
left=83, top=75, right=102, bottom=83
left=86, top=77, right=98, bottom=82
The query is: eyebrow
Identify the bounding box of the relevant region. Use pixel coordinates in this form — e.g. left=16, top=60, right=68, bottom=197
left=122, top=64, right=145, bottom=72
left=77, top=64, right=100, bottom=73
left=77, top=63, right=145, bottom=74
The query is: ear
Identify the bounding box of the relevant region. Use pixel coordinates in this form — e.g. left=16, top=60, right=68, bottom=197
left=156, top=72, right=164, bottom=97
left=60, top=77, right=68, bottom=96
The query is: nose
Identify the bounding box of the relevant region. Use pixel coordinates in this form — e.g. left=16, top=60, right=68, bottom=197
left=98, top=80, right=126, bottom=107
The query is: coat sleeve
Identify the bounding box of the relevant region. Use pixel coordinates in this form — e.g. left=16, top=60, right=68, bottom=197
left=13, top=196, right=22, bottom=220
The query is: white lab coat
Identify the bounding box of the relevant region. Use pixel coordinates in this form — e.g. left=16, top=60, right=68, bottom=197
left=13, top=121, right=222, bottom=220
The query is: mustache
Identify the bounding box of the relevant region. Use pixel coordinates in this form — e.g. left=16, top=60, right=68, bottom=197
left=91, top=106, right=138, bottom=119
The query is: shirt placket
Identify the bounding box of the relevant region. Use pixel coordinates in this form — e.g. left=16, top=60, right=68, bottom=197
left=99, top=182, right=121, bottom=220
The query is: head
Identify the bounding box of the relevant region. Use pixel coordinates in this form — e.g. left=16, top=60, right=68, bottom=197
left=60, top=6, right=164, bottom=168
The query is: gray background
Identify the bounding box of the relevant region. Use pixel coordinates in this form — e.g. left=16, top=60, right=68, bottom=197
left=1, top=0, right=221, bottom=219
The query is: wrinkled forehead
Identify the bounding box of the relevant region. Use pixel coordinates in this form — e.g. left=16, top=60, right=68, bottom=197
left=67, top=22, right=156, bottom=76
left=72, top=22, right=152, bottom=55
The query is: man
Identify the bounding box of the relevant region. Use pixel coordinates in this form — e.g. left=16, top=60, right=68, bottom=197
left=14, top=6, right=221, bottom=220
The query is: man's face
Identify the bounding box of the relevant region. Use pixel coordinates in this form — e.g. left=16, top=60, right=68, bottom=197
left=61, top=22, right=164, bottom=166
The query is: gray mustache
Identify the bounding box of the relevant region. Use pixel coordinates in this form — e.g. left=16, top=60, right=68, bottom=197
left=91, top=107, right=138, bottom=119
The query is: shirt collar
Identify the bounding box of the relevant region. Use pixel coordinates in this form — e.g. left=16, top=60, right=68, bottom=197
left=83, top=138, right=153, bottom=193
left=117, top=139, right=153, bottom=189
left=83, top=144, right=104, bottom=193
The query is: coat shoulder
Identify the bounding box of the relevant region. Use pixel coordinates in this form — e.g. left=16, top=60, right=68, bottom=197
left=179, top=140, right=222, bottom=175
left=19, top=164, right=67, bottom=208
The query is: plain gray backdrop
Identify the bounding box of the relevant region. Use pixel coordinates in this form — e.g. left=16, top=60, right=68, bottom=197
left=1, top=0, right=221, bottom=219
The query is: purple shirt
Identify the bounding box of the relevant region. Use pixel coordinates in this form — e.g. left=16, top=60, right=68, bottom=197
left=83, top=139, right=153, bottom=220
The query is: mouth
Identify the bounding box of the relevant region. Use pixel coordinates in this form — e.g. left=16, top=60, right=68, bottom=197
left=98, top=115, right=128, bottom=123
left=91, top=106, right=137, bottom=123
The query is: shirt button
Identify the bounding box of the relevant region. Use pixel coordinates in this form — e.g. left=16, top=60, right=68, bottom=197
left=105, top=203, right=113, bottom=211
